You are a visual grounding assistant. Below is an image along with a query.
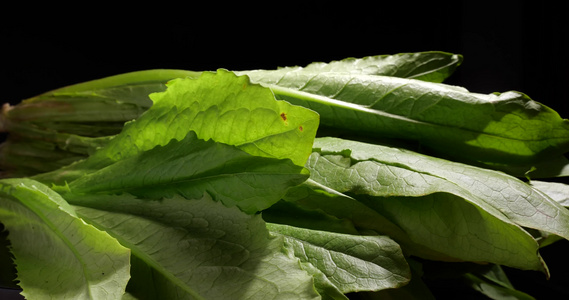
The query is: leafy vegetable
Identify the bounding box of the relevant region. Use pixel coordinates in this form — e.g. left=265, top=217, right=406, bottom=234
left=309, top=137, right=569, bottom=242
left=0, top=178, right=130, bottom=299
left=0, top=69, right=198, bottom=177
left=62, top=131, right=308, bottom=214
left=72, top=193, right=321, bottom=300
left=245, top=71, right=569, bottom=169
left=1, top=51, right=569, bottom=299
left=31, top=69, right=318, bottom=187
left=463, top=266, right=537, bottom=300
left=268, top=223, right=411, bottom=298
left=240, top=51, right=463, bottom=83
left=530, top=180, right=569, bottom=207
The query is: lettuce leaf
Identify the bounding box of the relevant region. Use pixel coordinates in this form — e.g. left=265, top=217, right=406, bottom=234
left=240, top=51, right=462, bottom=83
left=71, top=193, right=320, bottom=300
left=530, top=180, right=569, bottom=207
left=33, top=70, right=319, bottom=186
left=0, top=69, right=198, bottom=177
left=62, top=131, right=308, bottom=214
left=2, top=52, right=567, bottom=299
left=268, top=223, right=411, bottom=298
left=245, top=71, right=569, bottom=168
left=293, top=137, right=569, bottom=274
left=310, top=138, right=569, bottom=242
left=0, top=178, right=130, bottom=299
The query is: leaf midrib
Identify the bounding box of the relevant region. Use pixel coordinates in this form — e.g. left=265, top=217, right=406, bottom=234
left=268, top=85, right=567, bottom=144
left=77, top=167, right=305, bottom=196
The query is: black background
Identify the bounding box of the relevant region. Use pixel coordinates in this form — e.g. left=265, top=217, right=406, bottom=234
left=2, top=2, right=568, bottom=114
left=2, top=1, right=569, bottom=299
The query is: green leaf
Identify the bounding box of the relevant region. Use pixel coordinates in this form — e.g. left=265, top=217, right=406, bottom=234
left=525, top=180, right=569, bottom=247
left=46, top=69, right=199, bottom=94
left=0, top=178, right=130, bottom=300
left=3, top=69, right=197, bottom=130
left=72, top=193, right=320, bottom=300
left=33, top=69, right=319, bottom=186
left=302, top=137, right=569, bottom=273
left=530, top=180, right=569, bottom=207
left=267, top=223, right=411, bottom=297
left=463, top=265, right=537, bottom=300
left=1, top=126, right=111, bottom=156
left=0, top=69, right=199, bottom=177
left=0, top=139, right=87, bottom=178
left=261, top=199, right=361, bottom=236
left=361, top=193, right=545, bottom=271
left=280, top=180, right=451, bottom=261
left=62, top=131, right=307, bottom=214
left=108, top=69, right=318, bottom=166
left=311, top=137, right=569, bottom=241
left=240, top=51, right=462, bottom=83
left=288, top=179, right=546, bottom=273
left=481, top=154, right=569, bottom=179
left=361, top=258, right=436, bottom=300
left=245, top=71, right=569, bottom=166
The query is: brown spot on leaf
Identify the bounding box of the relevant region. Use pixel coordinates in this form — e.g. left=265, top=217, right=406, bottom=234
left=299, top=126, right=303, bottom=131
left=280, top=113, right=287, bottom=121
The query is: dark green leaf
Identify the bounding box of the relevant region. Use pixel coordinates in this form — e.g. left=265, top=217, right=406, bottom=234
left=246, top=72, right=569, bottom=166
left=240, top=51, right=462, bottom=83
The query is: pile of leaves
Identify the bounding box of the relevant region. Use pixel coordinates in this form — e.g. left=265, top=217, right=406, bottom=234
left=1, top=51, right=569, bottom=299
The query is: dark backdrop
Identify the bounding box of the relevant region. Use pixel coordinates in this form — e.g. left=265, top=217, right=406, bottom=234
left=1, top=1, right=568, bottom=299
left=2, top=2, right=568, bottom=114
